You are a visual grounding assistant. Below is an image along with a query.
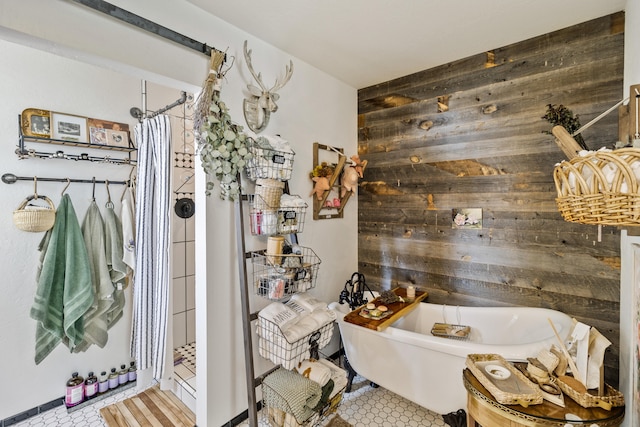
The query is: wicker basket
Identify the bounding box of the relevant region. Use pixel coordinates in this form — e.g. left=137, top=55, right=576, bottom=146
left=553, top=148, right=640, bottom=225
left=13, top=196, right=56, bottom=232
left=255, top=178, right=285, bottom=211
left=466, top=354, right=543, bottom=407
left=556, top=376, right=624, bottom=410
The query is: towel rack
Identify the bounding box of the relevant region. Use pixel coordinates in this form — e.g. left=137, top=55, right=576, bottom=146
left=2, top=173, right=129, bottom=186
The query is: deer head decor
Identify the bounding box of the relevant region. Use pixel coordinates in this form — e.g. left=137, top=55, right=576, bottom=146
left=243, top=40, right=294, bottom=133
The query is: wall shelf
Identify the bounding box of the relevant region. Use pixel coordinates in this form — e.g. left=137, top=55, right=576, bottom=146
left=16, top=117, right=137, bottom=166
left=312, top=142, right=355, bottom=220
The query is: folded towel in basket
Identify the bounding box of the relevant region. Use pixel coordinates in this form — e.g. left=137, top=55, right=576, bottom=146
left=316, top=359, right=348, bottom=398
left=262, top=368, right=321, bottom=424
left=287, top=292, right=327, bottom=314
left=259, top=302, right=300, bottom=331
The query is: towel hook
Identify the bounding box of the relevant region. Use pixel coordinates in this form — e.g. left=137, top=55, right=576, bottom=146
left=92, top=177, right=96, bottom=201
left=105, top=180, right=114, bottom=208
left=121, top=166, right=136, bottom=201
left=61, top=178, right=71, bottom=196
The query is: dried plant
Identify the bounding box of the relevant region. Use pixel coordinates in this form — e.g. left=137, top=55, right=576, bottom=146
left=542, top=104, right=588, bottom=150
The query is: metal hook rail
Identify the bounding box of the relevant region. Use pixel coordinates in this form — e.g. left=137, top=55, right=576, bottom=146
left=2, top=173, right=129, bottom=186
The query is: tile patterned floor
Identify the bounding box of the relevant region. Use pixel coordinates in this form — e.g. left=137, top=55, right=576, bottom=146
left=11, top=383, right=140, bottom=427
left=10, top=343, right=447, bottom=426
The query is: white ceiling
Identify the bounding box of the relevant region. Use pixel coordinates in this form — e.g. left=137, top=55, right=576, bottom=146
left=187, top=0, right=626, bottom=89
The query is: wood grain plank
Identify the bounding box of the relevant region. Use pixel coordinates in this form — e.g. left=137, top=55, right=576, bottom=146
left=161, top=388, right=197, bottom=425
left=145, top=386, right=195, bottom=426
left=100, top=406, right=126, bottom=427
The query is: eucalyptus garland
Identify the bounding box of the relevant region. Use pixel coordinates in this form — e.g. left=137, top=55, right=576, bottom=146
left=197, top=90, right=253, bottom=201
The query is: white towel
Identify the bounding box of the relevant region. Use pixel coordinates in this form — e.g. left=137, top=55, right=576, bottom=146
left=287, top=293, right=327, bottom=314
left=259, top=302, right=300, bottom=331
left=295, top=359, right=332, bottom=386
left=121, top=185, right=136, bottom=271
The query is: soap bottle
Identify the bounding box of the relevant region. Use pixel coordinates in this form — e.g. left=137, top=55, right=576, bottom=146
left=128, top=361, right=137, bottom=382
left=98, top=371, right=109, bottom=394
left=118, top=364, right=129, bottom=385
left=65, top=372, right=85, bottom=408
left=108, top=368, right=119, bottom=389
left=84, top=372, right=98, bottom=400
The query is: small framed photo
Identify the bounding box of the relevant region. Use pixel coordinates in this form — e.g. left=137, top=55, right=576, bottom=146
left=52, top=112, right=88, bottom=142
left=88, top=118, right=130, bottom=147
left=21, top=108, right=52, bottom=138
left=452, top=208, right=482, bottom=229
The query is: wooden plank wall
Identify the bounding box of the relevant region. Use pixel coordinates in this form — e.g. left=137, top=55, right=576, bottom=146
left=356, top=12, right=625, bottom=386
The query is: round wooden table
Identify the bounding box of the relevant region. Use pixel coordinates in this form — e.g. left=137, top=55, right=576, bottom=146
left=463, top=369, right=625, bottom=427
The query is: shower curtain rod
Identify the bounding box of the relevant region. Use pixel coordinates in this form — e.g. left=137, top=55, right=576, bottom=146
left=149, top=91, right=187, bottom=117
left=69, top=0, right=223, bottom=58
left=2, top=173, right=129, bottom=186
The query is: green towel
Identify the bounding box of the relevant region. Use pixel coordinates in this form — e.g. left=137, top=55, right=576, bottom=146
left=30, top=194, right=93, bottom=364
left=74, top=201, right=113, bottom=352
left=103, top=205, right=127, bottom=328
left=262, top=368, right=322, bottom=423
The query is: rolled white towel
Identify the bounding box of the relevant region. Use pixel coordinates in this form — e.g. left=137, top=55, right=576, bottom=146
left=295, top=359, right=332, bottom=386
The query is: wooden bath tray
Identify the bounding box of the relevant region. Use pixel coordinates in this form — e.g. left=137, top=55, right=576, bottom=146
left=343, top=287, right=428, bottom=331
left=466, top=354, right=543, bottom=407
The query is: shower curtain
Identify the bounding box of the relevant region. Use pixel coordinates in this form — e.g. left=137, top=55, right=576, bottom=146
left=131, top=115, right=172, bottom=381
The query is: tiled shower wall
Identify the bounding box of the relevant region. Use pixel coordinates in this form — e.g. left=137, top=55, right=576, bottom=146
left=170, top=95, right=196, bottom=348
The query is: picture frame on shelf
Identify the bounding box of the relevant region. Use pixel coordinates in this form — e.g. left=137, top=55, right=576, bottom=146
left=52, top=112, right=88, bottom=142
left=87, top=118, right=130, bottom=147
left=21, top=108, right=51, bottom=138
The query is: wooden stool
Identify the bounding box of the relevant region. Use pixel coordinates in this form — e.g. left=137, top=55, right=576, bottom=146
left=463, top=369, right=624, bottom=427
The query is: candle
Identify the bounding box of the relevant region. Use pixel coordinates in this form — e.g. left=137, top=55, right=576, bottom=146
left=407, top=285, right=415, bottom=301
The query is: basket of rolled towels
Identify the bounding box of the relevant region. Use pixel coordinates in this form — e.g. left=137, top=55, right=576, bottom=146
left=257, top=293, right=336, bottom=370
left=245, top=134, right=295, bottom=182
left=262, top=358, right=348, bottom=427
left=553, top=147, right=640, bottom=225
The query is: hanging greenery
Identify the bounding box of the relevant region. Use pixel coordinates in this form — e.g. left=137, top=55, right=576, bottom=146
left=542, top=104, right=588, bottom=150
left=198, top=90, right=253, bottom=201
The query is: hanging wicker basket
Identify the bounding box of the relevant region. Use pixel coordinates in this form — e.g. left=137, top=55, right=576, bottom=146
left=553, top=148, right=640, bottom=226
left=13, top=195, right=56, bottom=232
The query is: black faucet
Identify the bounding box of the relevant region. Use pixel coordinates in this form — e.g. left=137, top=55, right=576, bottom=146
left=338, top=272, right=373, bottom=311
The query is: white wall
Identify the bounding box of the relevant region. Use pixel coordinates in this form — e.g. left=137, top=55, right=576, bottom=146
left=0, top=1, right=358, bottom=425
left=0, top=40, right=179, bottom=420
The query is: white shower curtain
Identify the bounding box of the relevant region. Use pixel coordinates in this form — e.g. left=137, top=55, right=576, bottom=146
left=131, top=115, right=172, bottom=381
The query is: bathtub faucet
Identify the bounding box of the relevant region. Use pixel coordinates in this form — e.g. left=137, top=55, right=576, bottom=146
left=339, top=272, right=372, bottom=311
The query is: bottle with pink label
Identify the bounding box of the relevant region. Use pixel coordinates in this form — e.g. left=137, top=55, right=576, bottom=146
left=84, top=372, right=98, bottom=400
left=65, top=372, right=84, bottom=408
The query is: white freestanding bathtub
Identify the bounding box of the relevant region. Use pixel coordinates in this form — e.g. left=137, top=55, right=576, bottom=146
left=329, top=301, right=573, bottom=415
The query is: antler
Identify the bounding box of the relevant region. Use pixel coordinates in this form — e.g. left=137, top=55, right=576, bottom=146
left=243, top=40, right=294, bottom=110
left=269, top=59, right=294, bottom=93
left=243, top=40, right=268, bottom=95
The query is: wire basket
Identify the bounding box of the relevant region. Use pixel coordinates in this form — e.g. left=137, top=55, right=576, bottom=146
left=245, top=137, right=295, bottom=182
left=257, top=317, right=334, bottom=370
left=249, top=194, right=308, bottom=236
left=253, top=247, right=320, bottom=300
left=553, top=148, right=640, bottom=225
left=262, top=366, right=346, bottom=427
